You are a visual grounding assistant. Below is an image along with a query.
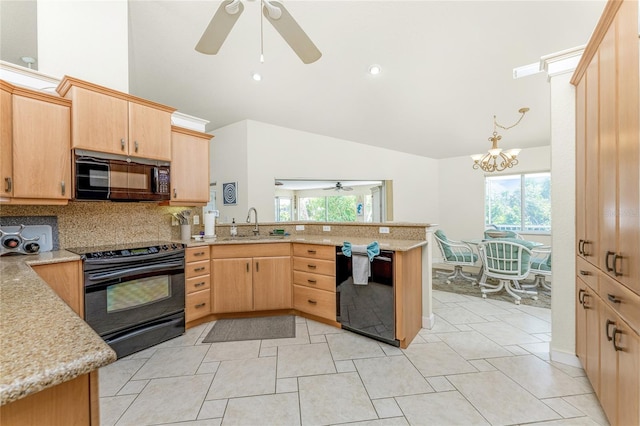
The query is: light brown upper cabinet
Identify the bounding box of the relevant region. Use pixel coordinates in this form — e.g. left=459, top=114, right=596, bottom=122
left=169, top=126, right=212, bottom=205
left=0, top=80, right=71, bottom=205
left=56, top=76, right=175, bottom=161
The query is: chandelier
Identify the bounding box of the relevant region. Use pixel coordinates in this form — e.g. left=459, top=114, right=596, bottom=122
left=471, top=107, right=529, bottom=172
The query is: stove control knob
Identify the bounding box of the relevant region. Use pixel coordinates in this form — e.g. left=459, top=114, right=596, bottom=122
left=24, top=242, right=40, bottom=253
left=162, top=245, right=168, bottom=250
left=171, top=243, right=177, bottom=249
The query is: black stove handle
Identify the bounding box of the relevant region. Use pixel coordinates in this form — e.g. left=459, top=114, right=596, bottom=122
left=87, top=261, right=183, bottom=282
left=83, top=250, right=183, bottom=265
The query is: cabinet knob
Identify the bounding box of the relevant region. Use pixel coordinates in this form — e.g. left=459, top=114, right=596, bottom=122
left=4, top=177, right=12, bottom=193
left=121, top=138, right=126, bottom=150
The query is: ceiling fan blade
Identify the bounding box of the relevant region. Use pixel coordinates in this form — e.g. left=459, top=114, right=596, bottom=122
left=263, top=1, right=321, bottom=64
left=195, top=0, right=245, bottom=55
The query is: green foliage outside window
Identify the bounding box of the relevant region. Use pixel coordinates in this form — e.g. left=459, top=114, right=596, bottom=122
left=485, top=172, right=551, bottom=233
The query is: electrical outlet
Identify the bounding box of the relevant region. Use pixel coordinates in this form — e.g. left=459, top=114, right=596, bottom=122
left=193, top=215, right=200, bottom=225
left=379, top=226, right=390, bottom=234
left=296, top=225, right=305, bottom=231
left=323, top=225, right=331, bottom=232
left=171, top=217, right=179, bottom=226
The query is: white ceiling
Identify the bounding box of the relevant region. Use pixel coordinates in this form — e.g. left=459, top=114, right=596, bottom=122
left=127, top=0, right=605, bottom=160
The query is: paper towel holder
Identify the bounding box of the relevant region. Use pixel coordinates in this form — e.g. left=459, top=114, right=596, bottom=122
left=204, top=210, right=219, bottom=238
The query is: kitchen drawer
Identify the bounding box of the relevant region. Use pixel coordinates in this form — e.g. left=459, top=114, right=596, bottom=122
left=576, top=256, right=599, bottom=292
left=211, top=243, right=290, bottom=258
left=293, top=285, right=335, bottom=321
left=293, top=270, right=335, bottom=292
left=186, top=289, right=211, bottom=322
left=293, top=243, right=335, bottom=261
left=186, top=247, right=210, bottom=263
left=293, top=257, right=335, bottom=276
left=600, top=274, right=640, bottom=334
left=185, top=260, right=210, bottom=278
left=186, top=275, right=211, bottom=294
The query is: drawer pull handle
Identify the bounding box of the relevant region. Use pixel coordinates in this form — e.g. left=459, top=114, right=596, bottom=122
left=607, top=294, right=621, bottom=304
left=578, top=239, right=584, bottom=255
left=307, top=279, right=317, bottom=284
left=193, top=252, right=205, bottom=257
left=307, top=264, right=317, bottom=269
left=612, top=253, right=622, bottom=277
left=307, top=299, right=317, bottom=304
left=307, top=250, right=317, bottom=254
left=194, top=267, right=206, bottom=272
left=194, top=282, right=206, bottom=287
left=605, top=251, right=615, bottom=272
left=582, top=293, right=591, bottom=309
left=121, top=138, right=126, bottom=150
left=4, top=177, right=11, bottom=193
left=582, top=240, right=591, bottom=256
left=61, top=181, right=65, bottom=196
left=579, top=270, right=591, bottom=276
left=605, top=319, right=615, bottom=341
left=195, top=302, right=206, bottom=308
left=246, top=262, right=249, bottom=272
left=256, top=261, right=259, bottom=272
left=578, top=288, right=585, bottom=305
left=612, top=328, right=623, bottom=351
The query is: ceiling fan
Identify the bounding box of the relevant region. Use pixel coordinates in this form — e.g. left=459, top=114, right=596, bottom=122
left=195, top=0, right=322, bottom=64
left=324, top=182, right=353, bottom=192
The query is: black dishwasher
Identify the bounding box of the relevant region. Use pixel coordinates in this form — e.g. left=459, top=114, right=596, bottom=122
left=336, top=247, right=398, bottom=346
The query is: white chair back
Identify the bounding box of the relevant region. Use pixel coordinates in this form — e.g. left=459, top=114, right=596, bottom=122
left=479, top=240, right=532, bottom=281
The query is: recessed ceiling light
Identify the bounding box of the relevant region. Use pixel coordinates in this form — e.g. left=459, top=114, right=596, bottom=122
left=368, top=65, right=381, bottom=75
left=251, top=72, right=262, bottom=81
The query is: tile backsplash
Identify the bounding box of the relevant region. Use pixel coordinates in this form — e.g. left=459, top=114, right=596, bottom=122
left=0, top=203, right=198, bottom=249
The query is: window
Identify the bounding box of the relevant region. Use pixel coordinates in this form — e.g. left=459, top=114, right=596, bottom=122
left=485, top=172, right=551, bottom=233
left=298, top=195, right=358, bottom=222
left=275, top=197, right=292, bottom=222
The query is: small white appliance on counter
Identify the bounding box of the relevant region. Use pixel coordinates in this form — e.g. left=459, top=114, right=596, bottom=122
left=0, top=225, right=53, bottom=256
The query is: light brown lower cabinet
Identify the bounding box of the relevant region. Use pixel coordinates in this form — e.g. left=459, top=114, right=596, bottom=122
left=0, top=373, right=95, bottom=426
left=210, top=244, right=292, bottom=313
left=32, top=260, right=84, bottom=316
left=185, top=247, right=212, bottom=323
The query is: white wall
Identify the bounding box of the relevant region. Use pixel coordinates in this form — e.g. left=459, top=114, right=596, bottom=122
left=210, top=121, right=249, bottom=224
left=549, top=72, right=578, bottom=365
left=437, top=146, right=552, bottom=245
left=37, top=0, right=129, bottom=91
left=211, top=120, right=440, bottom=225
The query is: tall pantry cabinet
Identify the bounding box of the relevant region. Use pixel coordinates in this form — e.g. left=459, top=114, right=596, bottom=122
left=571, top=1, right=640, bottom=425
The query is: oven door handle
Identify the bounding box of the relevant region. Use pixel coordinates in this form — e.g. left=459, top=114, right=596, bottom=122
left=87, top=262, right=184, bottom=281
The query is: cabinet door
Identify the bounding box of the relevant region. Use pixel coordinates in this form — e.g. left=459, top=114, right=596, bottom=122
left=128, top=102, right=171, bottom=161
left=253, top=256, right=292, bottom=311
left=71, top=87, right=128, bottom=155
left=599, top=303, right=618, bottom=424
left=616, top=320, right=640, bottom=426
left=583, top=57, right=600, bottom=264
left=12, top=95, right=70, bottom=200
left=212, top=258, right=253, bottom=313
left=575, top=77, right=586, bottom=259
left=171, top=130, right=210, bottom=203
left=616, top=0, right=640, bottom=292
left=32, top=260, right=83, bottom=316
left=1, top=86, right=12, bottom=197
left=599, top=22, right=617, bottom=276
left=583, top=287, right=601, bottom=394
left=576, top=279, right=588, bottom=365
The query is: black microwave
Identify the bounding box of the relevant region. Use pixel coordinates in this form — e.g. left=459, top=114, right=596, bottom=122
left=74, top=151, right=170, bottom=201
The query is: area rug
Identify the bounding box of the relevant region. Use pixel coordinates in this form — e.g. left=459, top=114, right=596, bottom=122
left=432, top=269, right=551, bottom=309
left=202, top=315, right=296, bottom=343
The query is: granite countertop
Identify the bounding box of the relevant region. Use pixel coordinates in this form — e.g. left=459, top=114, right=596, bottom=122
left=0, top=251, right=116, bottom=406
left=184, top=235, right=428, bottom=251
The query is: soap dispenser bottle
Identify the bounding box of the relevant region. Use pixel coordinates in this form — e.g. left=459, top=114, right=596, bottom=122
left=230, top=218, right=237, bottom=237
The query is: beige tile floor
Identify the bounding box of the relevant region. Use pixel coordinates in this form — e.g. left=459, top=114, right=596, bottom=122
left=99, top=290, right=609, bottom=426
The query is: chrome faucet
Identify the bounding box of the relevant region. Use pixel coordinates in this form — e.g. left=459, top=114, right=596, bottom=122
left=246, top=207, right=259, bottom=236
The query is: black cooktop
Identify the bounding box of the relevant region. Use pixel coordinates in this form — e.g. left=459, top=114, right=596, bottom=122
left=66, top=241, right=184, bottom=259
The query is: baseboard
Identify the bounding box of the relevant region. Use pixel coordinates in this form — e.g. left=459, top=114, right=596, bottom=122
left=550, top=349, right=582, bottom=368
left=422, top=314, right=435, bottom=329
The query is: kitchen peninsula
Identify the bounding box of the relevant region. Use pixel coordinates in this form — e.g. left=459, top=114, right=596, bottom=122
left=0, top=220, right=433, bottom=425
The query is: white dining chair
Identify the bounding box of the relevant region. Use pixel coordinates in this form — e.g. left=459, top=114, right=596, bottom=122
left=477, top=240, right=537, bottom=304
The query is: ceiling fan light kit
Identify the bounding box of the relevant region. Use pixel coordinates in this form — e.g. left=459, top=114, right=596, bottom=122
left=471, top=107, right=529, bottom=173
left=196, top=0, right=321, bottom=64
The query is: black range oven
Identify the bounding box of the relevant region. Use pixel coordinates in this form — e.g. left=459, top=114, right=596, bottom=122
left=68, top=242, right=185, bottom=358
